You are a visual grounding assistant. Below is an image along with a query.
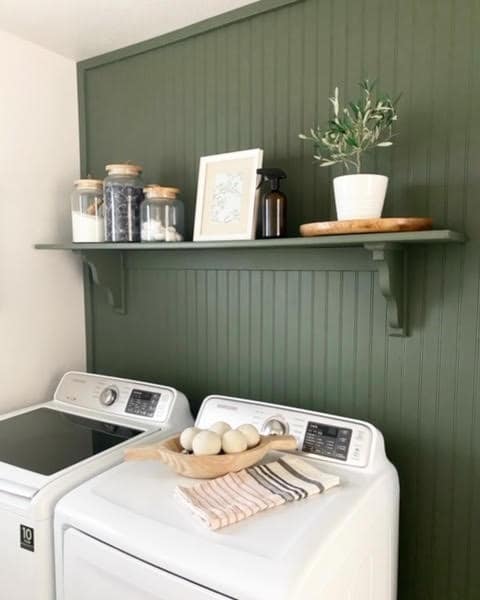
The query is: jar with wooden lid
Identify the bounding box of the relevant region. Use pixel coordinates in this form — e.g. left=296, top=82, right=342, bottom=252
left=104, top=163, right=144, bottom=242
left=140, top=186, right=184, bottom=242
left=71, top=179, right=104, bottom=242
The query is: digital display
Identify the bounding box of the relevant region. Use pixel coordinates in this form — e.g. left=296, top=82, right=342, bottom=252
left=302, top=421, right=352, bottom=461
left=125, top=389, right=160, bottom=417
left=324, top=426, right=338, bottom=438
left=131, top=390, right=157, bottom=402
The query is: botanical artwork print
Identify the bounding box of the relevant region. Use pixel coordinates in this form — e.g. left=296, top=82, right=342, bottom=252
left=210, top=172, right=243, bottom=224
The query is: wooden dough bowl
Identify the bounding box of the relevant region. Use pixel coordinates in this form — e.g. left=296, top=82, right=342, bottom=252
left=124, top=433, right=298, bottom=479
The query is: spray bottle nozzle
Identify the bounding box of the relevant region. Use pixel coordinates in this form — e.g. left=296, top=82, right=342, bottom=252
left=257, top=168, right=287, bottom=191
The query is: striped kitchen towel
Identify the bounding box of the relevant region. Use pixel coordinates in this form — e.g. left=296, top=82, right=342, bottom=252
left=175, top=455, right=340, bottom=530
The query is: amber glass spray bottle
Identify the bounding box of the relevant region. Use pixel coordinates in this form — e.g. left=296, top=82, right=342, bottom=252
left=256, top=168, right=287, bottom=238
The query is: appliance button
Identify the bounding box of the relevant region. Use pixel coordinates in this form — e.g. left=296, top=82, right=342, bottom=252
left=261, top=417, right=289, bottom=436
left=100, top=386, right=118, bottom=406
left=352, top=446, right=361, bottom=459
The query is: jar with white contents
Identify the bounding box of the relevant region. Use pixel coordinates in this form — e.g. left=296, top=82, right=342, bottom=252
left=71, top=179, right=104, bottom=242
left=140, top=186, right=184, bottom=242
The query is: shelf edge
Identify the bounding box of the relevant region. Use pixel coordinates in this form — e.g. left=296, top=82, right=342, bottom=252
left=34, top=230, right=466, bottom=251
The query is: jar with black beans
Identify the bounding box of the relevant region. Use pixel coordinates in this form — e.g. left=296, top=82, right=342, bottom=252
left=104, top=163, right=144, bottom=242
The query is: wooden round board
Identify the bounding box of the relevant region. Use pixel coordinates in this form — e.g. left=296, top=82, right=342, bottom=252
left=300, top=217, right=433, bottom=237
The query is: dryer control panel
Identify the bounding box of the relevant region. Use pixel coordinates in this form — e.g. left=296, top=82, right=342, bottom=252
left=302, top=422, right=352, bottom=461
left=196, top=396, right=374, bottom=468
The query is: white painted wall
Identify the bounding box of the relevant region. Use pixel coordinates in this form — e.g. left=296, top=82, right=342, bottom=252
left=0, top=30, right=85, bottom=413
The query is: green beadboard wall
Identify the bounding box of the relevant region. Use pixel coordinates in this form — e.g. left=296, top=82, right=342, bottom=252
left=78, top=1, right=480, bottom=598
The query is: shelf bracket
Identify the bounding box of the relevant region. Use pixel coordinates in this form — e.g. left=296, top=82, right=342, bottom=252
left=80, top=250, right=126, bottom=314
left=364, top=242, right=407, bottom=337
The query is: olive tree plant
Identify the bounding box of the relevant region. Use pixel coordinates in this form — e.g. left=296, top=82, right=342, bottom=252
left=299, top=80, right=399, bottom=174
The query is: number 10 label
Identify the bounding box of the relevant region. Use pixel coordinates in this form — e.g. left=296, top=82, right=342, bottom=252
left=20, top=525, right=34, bottom=552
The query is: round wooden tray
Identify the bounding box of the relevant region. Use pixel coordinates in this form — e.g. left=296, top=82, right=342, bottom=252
left=300, top=217, right=433, bottom=237
left=124, top=433, right=298, bottom=479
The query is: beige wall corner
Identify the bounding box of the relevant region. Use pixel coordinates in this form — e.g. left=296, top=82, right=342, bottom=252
left=0, top=30, right=85, bottom=412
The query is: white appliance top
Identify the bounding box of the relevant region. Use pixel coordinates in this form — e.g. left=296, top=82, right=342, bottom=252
left=196, top=395, right=376, bottom=469
left=56, top=395, right=397, bottom=600
left=0, top=372, right=190, bottom=502
left=54, top=371, right=179, bottom=425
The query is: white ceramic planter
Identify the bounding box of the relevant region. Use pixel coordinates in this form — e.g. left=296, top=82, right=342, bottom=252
left=333, top=174, right=388, bottom=221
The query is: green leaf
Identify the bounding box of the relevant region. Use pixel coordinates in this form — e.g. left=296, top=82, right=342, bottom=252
left=299, top=77, right=399, bottom=166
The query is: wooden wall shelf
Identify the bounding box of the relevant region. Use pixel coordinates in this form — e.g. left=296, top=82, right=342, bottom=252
left=35, top=230, right=465, bottom=336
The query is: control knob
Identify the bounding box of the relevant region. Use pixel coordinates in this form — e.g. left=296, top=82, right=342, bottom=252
left=261, top=417, right=289, bottom=436
left=100, top=386, right=118, bottom=406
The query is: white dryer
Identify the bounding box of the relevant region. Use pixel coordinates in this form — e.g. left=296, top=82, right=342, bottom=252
left=54, top=394, right=399, bottom=600
left=0, top=371, right=192, bottom=600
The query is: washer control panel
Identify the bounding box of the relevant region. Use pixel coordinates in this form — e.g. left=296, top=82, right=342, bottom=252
left=197, top=395, right=374, bottom=468
left=125, top=389, right=160, bottom=417
left=55, top=372, right=176, bottom=423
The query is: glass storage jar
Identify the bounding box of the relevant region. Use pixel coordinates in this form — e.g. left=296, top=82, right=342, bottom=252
left=71, top=179, right=104, bottom=242
left=140, top=186, right=184, bottom=242
left=104, top=163, right=144, bottom=242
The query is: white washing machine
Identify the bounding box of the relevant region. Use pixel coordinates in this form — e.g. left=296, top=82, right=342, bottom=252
left=0, top=371, right=192, bottom=600
left=54, top=394, right=399, bottom=600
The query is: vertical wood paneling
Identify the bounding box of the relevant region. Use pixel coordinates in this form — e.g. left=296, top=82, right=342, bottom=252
left=399, top=248, right=424, bottom=597
left=81, top=2, right=480, bottom=599
left=311, top=271, right=328, bottom=411
left=272, top=271, right=286, bottom=403
left=260, top=270, right=274, bottom=399
left=298, top=271, right=313, bottom=407
left=285, top=271, right=300, bottom=404
left=238, top=270, right=251, bottom=397
left=355, top=272, right=373, bottom=419
left=450, top=250, right=476, bottom=600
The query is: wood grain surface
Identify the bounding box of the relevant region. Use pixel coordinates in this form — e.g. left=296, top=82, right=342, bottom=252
left=300, top=218, right=433, bottom=237
left=124, top=434, right=298, bottom=479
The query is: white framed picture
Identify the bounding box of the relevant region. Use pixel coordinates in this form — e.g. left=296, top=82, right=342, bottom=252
left=193, top=148, right=264, bottom=241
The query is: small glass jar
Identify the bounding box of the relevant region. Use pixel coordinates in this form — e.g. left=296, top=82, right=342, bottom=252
left=140, top=186, right=184, bottom=242
left=71, top=179, right=104, bottom=242
left=104, top=163, right=144, bottom=242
